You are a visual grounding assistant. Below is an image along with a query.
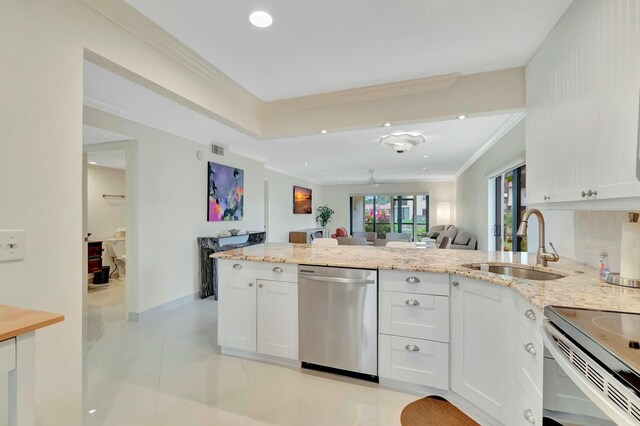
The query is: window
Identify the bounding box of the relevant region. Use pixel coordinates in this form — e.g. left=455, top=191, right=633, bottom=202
left=352, top=194, right=429, bottom=241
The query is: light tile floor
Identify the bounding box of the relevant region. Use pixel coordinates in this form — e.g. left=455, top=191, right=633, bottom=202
left=83, top=285, right=417, bottom=426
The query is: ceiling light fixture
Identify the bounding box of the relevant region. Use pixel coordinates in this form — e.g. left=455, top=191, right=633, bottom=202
left=304, top=162, right=308, bottom=166
left=383, top=122, right=392, bottom=127
left=379, top=133, right=425, bottom=154
left=249, top=11, right=273, bottom=28
left=319, top=129, right=328, bottom=134
left=423, top=154, right=429, bottom=158
left=457, top=115, right=467, bottom=120
left=89, top=161, right=97, bottom=165
left=423, top=167, right=427, bottom=170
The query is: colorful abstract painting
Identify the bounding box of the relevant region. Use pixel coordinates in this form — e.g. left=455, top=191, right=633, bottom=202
left=208, top=162, right=244, bottom=221
left=293, top=186, right=313, bottom=214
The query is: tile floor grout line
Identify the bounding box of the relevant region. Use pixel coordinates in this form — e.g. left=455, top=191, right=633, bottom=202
left=152, top=331, right=167, bottom=424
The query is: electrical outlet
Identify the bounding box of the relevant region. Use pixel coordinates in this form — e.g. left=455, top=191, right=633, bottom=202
left=0, top=230, right=25, bottom=262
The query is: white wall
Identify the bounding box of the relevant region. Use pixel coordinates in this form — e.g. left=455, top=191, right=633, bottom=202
left=455, top=120, right=526, bottom=250
left=84, top=107, right=265, bottom=314
left=322, top=181, right=455, bottom=235
left=87, top=165, right=126, bottom=272
left=0, top=0, right=270, bottom=421
left=264, top=170, right=323, bottom=242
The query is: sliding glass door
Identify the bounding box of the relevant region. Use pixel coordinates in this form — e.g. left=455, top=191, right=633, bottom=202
left=354, top=194, right=429, bottom=241
left=493, top=165, right=527, bottom=252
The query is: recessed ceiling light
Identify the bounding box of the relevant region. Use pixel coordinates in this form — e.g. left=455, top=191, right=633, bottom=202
left=423, top=155, right=428, bottom=158
left=89, top=161, right=97, bottom=165
left=88, top=409, right=96, bottom=414
left=304, top=162, right=308, bottom=166
left=324, top=171, right=329, bottom=175
left=423, top=166, right=427, bottom=170
left=249, top=11, right=273, bottom=28
left=383, top=122, right=392, bottom=127
left=457, top=115, right=467, bottom=120
left=319, top=129, right=328, bottom=134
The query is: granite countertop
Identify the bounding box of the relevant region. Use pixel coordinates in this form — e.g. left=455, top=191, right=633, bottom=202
left=212, top=243, right=640, bottom=313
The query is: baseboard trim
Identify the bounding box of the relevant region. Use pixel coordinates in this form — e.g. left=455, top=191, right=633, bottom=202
left=220, top=347, right=301, bottom=369
left=128, top=292, right=199, bottom=322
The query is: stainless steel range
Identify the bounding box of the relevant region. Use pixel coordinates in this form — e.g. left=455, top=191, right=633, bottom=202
left=544, top=306, right=640, bottom=425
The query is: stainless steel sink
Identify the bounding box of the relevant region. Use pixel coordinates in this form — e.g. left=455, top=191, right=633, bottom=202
left=465, top=264, right=565, bottom=281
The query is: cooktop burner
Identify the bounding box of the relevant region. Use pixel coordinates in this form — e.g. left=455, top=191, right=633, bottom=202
left=545, top=306, right=640, bottom=395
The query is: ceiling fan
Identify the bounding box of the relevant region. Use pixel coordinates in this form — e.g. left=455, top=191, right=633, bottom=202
left=368, top=170, right=381, bottom=187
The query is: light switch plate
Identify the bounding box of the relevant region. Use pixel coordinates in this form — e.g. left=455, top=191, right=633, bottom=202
left=0, top=230, right=25, bottom=262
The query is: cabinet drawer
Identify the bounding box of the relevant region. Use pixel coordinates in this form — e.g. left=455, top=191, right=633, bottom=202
left=515, top=321, right=543, bottom=397
left=515, top=373, right=542, bottom=426
left=255, top=262, right=297, bottom=283
left=0, top=338, right=16, bottom=375
left=514, top=294, right=543, bottom=333
left=379, top=334, right=449, bottom=389
left=379, top=270, right=449, bottom=296
left=379, top=291, right=449, bottom=342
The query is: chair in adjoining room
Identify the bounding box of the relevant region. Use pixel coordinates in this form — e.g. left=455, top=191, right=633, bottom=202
left=311, top=238, right=338, bottom=246
left=386, top=241, right=417, bottom=248
left=331, top=227, right=349, bottom=238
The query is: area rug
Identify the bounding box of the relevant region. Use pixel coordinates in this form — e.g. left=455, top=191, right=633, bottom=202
left=400, top=395, right=479, bottom=426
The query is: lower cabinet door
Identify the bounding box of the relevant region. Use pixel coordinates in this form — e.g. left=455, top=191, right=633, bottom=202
left=218, top=276, right=257, bottom=352
left=379, top=334, right=449, bottom=389
left=451, top=276, right=507, bottom=421
left=257, top=279, right=298, bottom=360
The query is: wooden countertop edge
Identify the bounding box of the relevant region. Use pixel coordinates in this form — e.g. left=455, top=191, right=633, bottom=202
left=0, top=305, right=64, bottom=342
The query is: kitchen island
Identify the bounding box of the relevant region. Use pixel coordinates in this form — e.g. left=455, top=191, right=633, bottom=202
left=212, top=243, right=640, bottom=425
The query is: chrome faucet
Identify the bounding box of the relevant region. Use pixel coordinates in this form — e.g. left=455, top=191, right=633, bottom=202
left=516, top=208, right=559, bottom=267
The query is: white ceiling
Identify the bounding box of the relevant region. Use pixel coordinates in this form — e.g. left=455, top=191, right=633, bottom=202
left=87, top=150, right=127, bottom=170
left=124, top=0, right=572, bottom=101
left=84, top=61, right=521, bottom=183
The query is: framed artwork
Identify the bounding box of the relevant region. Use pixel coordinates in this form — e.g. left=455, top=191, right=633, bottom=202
left=293, top=185, right=313, bottom=214
left=208, top=162, right=244, bottom=221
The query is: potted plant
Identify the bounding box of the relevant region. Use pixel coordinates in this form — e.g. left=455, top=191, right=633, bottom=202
left=316, top=204, right=335, bottom=229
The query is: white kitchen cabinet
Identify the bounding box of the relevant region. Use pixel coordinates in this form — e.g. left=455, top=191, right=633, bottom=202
left=527, top=0, right=640, bottom=204
left=257, top=279, right=298, bottom=360
left=217, top=259, right=298, bottom=360
left=379, top=291, right=449, bottom=342
left=218, top=275, right=257, bottom=352
left=450, top=276, right=508, bottom=421
left=379, top=334, right=449, bottom=390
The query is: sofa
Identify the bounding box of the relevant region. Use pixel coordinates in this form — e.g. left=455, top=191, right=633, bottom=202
left=422, top=225, right=477, bottom=250
left=352, top=231, right=377, bottom=244
left=336, top=237, right=367, bottom=246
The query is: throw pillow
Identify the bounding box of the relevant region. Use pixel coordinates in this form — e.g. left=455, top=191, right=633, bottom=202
left=426, top=231, right=440, bottom=239
left=436, top=227, right=458, bottom=244
left=453, top=231, right=472, bottom=246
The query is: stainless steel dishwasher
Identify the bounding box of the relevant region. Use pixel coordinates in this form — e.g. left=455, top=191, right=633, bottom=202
left=298, top=265, right=377, bottom=379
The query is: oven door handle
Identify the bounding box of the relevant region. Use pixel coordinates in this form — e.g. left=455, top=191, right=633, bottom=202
left=542, top=322, right=636, bottom=426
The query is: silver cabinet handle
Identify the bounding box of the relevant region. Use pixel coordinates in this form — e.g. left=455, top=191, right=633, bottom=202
left=523, top=409, right=535, bottom=424
left=524, top=342, right=537, bottom=355
left=524, top=309, right=536, bottom=321
left=258, top=283, right=263, bottom=288
left=405, top=276, right=420, bottom=284
left=581, top=190, right=587, bottom=198
left=272, top=266, right=283, bottom=273
left=452, top=281, right=459, bottom=287
left=248, top=282, right=253, bottom=287
left=233, top=264, right=242, bottom=269
left=405, top=299, right=420, bottom=306
left=543, top=195, right=551, bottom=201
left=582, top=189, right=598, bottom=198
left=405, top=344, right=420, bottom=352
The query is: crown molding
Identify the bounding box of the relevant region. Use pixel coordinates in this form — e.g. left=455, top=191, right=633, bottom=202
left=263, top=73, right=460, bottom=114
left=264, top=165, right=323, bottom=185
left=80, top=0, right=261, bottom=109
left=455, top=111, right=526, bottom=177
